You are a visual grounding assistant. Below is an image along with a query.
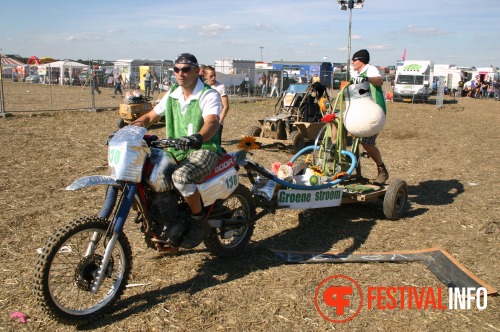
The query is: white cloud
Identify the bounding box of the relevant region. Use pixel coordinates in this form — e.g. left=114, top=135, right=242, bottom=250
left=177, top=24, right=194, bottom=30
left=255, top=23, right=277, bottom=32
left=368, top=44, right=391, bottom=50
left=176, top=23, right=231, bottom=36
left=405, top=25, right=446, bottom=36
left=198, top=23, right=231, bottom=36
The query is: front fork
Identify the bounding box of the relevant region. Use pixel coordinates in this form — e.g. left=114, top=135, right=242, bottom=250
left=84, top=186, right=119, bottom=258
left=98, top=186, right=119, bottom=219
left=90, top=183, right=137, bottom=294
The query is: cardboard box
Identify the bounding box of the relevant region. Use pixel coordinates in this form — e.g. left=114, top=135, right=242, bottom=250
left=119, top=103, right=153, bottom=121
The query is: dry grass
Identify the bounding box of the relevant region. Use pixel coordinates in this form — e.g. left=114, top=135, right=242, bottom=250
left=0, top=82, right=498, bottom=331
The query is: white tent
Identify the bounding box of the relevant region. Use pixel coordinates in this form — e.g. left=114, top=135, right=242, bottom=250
left=44, top=60, right=88, bottom=85
left=1, top=55, right=25, bottom=80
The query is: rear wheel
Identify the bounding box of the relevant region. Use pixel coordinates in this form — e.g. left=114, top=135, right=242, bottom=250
left=383, top=179, right=408, bottom=220
left=33, top=217, right=132, bottom=324
left=204, top=185, right=256, bottom=258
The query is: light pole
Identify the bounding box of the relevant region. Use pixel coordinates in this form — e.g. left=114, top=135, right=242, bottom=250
left=260, top=47, right=264, bottom=62
left=0, top=49, right=5, bottom=118
left=337, top=0, right=364, bottom=81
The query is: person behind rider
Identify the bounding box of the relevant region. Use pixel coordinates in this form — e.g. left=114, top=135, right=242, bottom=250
left=132, top=53, right=222, bottom=252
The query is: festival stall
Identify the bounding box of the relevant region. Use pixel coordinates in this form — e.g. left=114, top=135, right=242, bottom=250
left=44, top=60, right=88, bottom=85
left=0, top=55, right=25, bottom=79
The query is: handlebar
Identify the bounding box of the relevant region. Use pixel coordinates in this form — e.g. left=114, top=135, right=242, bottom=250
left=148, top=136, right=179, bottom=149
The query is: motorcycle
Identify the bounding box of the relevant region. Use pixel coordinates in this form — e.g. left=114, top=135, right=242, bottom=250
left=33, top=125, right=257, bottom=324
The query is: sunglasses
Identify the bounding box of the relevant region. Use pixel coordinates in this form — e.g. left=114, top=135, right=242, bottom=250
left=173, top=66, right=193, bottom=74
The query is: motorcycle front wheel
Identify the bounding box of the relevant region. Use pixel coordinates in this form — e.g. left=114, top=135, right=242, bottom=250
left=204, top=184, right=256, bottom=258
left=33, top=216, right=132, bottom=325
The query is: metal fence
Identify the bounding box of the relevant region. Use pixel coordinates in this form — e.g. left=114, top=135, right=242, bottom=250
left=0, top=63, right=348, bottom=113
left=0, top=62, right=175, bottom=113
left=0, top=63, right=172, bottom=113
left=0, top=80, right=122, bottom=113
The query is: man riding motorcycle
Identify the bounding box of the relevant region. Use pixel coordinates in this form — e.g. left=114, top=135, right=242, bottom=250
left=132, top=53, right=222, bottom=254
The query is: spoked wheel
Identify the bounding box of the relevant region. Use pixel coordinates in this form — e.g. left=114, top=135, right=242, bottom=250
left=383, top=179, right=408, bottom=220
left=33, top=216, right=132, bottom=324
left=204, top=185, right=256, bottom=258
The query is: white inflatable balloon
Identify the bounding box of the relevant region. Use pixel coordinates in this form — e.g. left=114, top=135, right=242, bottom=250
left=343, top=82, right=385, bottom=137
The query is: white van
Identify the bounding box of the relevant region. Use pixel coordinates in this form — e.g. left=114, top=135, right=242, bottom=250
left=393, top=61, right=433, bottom=103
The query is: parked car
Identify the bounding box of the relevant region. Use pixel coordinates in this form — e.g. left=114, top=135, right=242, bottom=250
left=25, top=75, right=41, bottom=83
left=293, top=76, right=308, bottom=84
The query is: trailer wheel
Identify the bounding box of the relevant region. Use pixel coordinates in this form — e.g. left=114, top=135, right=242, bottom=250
left=383, top=178, right=408, bottom=220
left=289, top=130, right=305, bottom=154
left=247, top=125, right=262, bottom=137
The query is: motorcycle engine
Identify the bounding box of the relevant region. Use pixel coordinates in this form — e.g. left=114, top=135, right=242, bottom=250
left=148, top=191, right=188, bottom=246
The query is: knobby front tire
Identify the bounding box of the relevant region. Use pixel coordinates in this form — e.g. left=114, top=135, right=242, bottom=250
left=33, top=216, right=132, bottom=325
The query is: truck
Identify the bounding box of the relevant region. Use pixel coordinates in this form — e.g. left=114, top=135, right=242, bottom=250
left=393, top=60, right=434, bottom=103
left=432, top=64, right=466, bottom=94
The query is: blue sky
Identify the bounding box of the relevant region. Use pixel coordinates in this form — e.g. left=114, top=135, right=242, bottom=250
left=1, top=0, right=498, bottom=68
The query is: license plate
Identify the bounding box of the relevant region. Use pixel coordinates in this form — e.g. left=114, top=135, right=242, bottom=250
left=403, top=98, right=412, bottom=102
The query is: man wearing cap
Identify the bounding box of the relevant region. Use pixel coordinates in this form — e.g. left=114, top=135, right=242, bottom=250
left=350, top=49, right=389, bottom=185
left=132, top=53, right=222, bottom=252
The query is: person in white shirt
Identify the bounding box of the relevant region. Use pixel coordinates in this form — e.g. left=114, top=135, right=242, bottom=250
left=132, top=53, right=222, bottom=251
left=349, top=49, right=389, bottom=185
left=203, top=66, right=229, bottom=146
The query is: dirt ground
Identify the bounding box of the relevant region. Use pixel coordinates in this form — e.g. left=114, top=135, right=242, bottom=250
left=0, top=82, right=498, bottom=331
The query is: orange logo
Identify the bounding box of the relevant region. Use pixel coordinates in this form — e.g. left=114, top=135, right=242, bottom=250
left=314, top=275, right=363, bottom=323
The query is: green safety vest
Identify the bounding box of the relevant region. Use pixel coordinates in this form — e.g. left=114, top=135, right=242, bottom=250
left=164, top=83, right=221, bottom=160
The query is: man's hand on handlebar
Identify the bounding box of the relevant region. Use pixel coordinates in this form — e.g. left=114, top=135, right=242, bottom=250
left=174, top=134, right=203, bottom=151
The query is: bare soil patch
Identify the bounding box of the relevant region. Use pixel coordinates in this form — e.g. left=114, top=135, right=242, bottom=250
left=0, top=82, right=498, bottom=331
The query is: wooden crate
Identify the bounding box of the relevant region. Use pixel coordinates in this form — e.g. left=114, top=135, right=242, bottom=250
left=118, top=103, right=153, bottom=121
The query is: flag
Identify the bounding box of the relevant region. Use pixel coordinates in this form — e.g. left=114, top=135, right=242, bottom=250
left=401, top=49, right=406, bottom=61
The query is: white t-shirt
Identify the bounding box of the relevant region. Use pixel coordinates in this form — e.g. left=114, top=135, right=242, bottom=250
left=211, top=81, right=227, bottom=125
left=350, top=64, right=381, bottom=84
left=153, top=79, right=221, bottom=118
left=211, top=81, right=227, bottom=97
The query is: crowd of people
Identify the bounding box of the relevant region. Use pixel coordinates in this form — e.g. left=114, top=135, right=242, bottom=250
left=458, top=78, right=500, bottom=100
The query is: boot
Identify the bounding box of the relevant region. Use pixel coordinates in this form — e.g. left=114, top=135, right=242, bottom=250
left=374, top=163, right=389, bottom=185
left=180, top=213, right=209, bottom=249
